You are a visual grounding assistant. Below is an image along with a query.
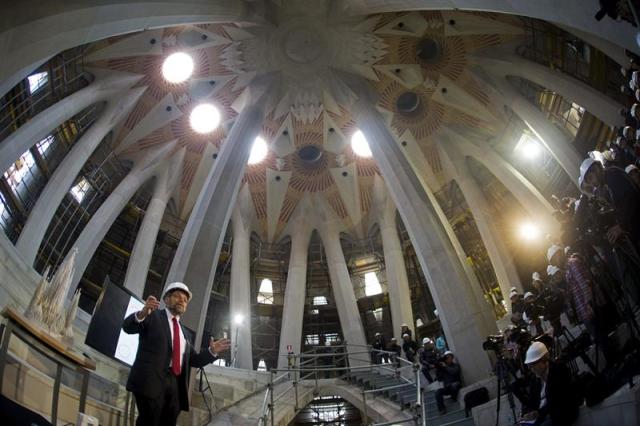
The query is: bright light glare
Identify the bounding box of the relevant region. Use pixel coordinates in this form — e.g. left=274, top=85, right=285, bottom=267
left=190, top=104, right=220, bottom=134
left=248, top=136, right=268, bottom=164
left=519, top=222, right=541, bottom=241
left=351, top=130, right=372, bottom=158
left=162, top=52, right=194, bottom=83
left=234, top=314, right=244, bottom=325
left=521, top=140, right=540, bottom=159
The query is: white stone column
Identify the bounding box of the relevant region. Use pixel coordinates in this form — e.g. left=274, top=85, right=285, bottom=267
left=454, top=136, right=558, bottom=233
left=440, top=140, right=523, bottom=306
left=375, top=193, right=414, bottom=342
left=276, top=200, right=313, bottom=369
left=123, top=148, right=184, bottom=298
left=318, top=215, right=368, bottom=367
left=65, top=142, right=176, bottom=295
left=165, top=79, right=273, bottom=344
left=0, top=69, right=143, bottom=174
left=471, top=53, right=624, bottom=126
left=488, top=75, right=582, bottom=187
left=228, top=186, right=254, bottom=370
left=15, top=86, right=147, bottom=266
left=352, top=93, right=493, bottom=384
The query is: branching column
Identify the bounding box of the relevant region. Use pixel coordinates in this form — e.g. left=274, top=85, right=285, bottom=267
left=165, top=88, right=269, bottom=344
left=378, top=201, right=414, bottom=341
left=15, top=87, right=147, bottom=266
left=318, top=221, right=368, bottom=367
left=65, top=142, right=175, bottom=295
left=353, top=95, right=493, bottom=383
left=277, top=212, right=312, bottom=369
left=123, top=149, right=184, bottom=298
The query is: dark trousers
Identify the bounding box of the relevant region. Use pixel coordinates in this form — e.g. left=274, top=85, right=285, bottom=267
left=134, top=371, right=181, bottom=426
left=421, top=367, right=434, bottom=383
left=435, top=382, right=461, bottom=412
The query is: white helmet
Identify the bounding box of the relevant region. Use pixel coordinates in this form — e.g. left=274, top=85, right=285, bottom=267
left=524, top=341, right=549, bottom=364
left=531, top=272, right=541, bottom=281
left=443, top=350, right=453, bottom=358
left=163, top=282, right=192, bottom=301
left=422, top=337, right=432, bottom=345
left=626, top=164, right=638, bottom=174
left=547, top=265, right=560, bottom=276
left=546, top=244, right=563, bottom=262
left=524, top=292, right=535, bottom=300
left=578, top=154, right=602, bottom=193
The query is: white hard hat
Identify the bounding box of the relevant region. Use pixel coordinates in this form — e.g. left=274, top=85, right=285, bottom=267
left=402, top=333, right=410, bottom=338
left=509, top=290, right=519, bottom=299
left=163, top=282, right=192, bottom=301
left=443, top=350, right=453, bottom=357
left=532, top=272, right=541, bottom=281
left=510, top=286, right=518, bottom=292
left=524, top=341, right=549, bottom=364
left=546, top=244, right=563, bottom=262
left=547, top=265, right=560, bottom=276
left=626, top=164, right=639, bottom=174
left=401, top=323, right=408, bottom=327
left=375, top=332, right=381, bottom=336
left=578, top=153, right=603, bottom=192
left=632, top=103, right=639, bottom=117
left=524, top=292, right=535, bottom=300
left=422, top=337, right=432, bottom=345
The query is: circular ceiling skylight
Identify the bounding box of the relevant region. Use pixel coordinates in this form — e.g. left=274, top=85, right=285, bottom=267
left=190, top=104, right=220, bottom=134
left=248, top=136, right=268, bottom=164
left=162, top=52, right=194, bottom=83
left=351, top=130, right=372, bottom=158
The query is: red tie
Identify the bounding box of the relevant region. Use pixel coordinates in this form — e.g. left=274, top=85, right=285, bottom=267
left=171, top=317, right=181, bottom=376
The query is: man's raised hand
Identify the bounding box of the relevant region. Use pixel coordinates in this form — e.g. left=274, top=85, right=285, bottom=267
left=137, top=295, right=160, bottom=320
left=209, top=337, right=231, bottom=355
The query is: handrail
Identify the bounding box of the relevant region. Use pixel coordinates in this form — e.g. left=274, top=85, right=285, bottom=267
left=258, top=343, right=426, bottom=426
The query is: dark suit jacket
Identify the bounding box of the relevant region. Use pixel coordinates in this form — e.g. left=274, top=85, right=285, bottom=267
left=536, top=361, right=580, bottom=425
left=122, top=309, right=216, bottom=411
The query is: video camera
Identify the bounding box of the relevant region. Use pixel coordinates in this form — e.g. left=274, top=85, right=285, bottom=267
left=482, top=335, right=504, bottom=352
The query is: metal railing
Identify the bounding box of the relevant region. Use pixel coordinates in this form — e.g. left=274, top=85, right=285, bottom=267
left=257, top=343, right=426, bottom=426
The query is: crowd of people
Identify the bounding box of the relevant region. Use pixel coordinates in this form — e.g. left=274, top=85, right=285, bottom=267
left=370, top=325, right=461, bottom=415
left=492, top=49, right=640, bottom=425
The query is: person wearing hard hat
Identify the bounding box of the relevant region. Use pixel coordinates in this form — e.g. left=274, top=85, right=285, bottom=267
left=626, top=164, right=640, bottom=189
left=122, top=282, right=230, bottom=426
left=401, top=333, right=418, bottom=363
left=371, top=332, right=387, bottom=364
left=400, top=323, right=413, bottom=340
left=418, top=337, right=438, bottom=384
left=578, top=153, right=640, bottom=249
left=519, top=342, right=579, bottom=425
left=434, top=351, right=462, bottom=415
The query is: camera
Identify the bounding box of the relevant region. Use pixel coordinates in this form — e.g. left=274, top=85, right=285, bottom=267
left=482, top=335, right=504, bottom=352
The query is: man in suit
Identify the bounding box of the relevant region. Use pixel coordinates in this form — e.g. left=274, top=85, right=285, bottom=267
left=123, top=282, right=230, bottom=426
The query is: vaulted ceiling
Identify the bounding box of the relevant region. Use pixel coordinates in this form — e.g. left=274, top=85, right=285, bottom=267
left=84, top=2, right=525, bottom=242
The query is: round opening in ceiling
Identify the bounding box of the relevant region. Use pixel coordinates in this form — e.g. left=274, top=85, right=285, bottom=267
left=190, top=104, right=220, bottom=134
left=162, top=52, right=194, bottom=83
left=417, top=38, right=441, bottom=64
left=297, top=145, right=323, bottom=163
left=396, top=92, right=420, bottom=114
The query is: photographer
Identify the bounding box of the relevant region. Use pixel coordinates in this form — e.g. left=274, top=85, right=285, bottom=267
left=578, top=155, right=640, bottom=251
left=518, top=342, right=580, bottom=426
left=435, top=351, right=462, bottom=415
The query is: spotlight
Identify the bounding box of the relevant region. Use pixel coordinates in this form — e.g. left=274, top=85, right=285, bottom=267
left=351, top=130, right=372, bottom=158
left=162, top=52, right=194, bottom=83
left=190, top=104, right=220, bottom=134
left=521, top=140, right=540, bottom=159
left=248, top=136, right=268, bottom=164
left=519, top=222, right=541, bottom=241
left=234, top=314, right=244, bottom=325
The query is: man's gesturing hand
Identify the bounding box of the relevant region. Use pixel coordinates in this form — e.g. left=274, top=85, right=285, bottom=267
left=209, top=337, right=231, bottom=355
left=136, top=295, right=160, bottom=320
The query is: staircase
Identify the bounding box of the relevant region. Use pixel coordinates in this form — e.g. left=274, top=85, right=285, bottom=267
left=345, top=369, right=475, bottom=426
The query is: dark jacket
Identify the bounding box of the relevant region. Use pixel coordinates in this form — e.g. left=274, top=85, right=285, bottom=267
left=436, top=361, right=461, bottom=386
left=535, top=361, right=580, bottom=425
left=122, top=309, right=216, bottom=411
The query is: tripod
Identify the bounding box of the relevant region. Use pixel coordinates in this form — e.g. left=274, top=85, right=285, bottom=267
left=493, top=356, right=517, bottom=426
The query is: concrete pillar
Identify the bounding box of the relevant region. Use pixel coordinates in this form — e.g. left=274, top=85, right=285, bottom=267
left=228, top=187, right=254, bottom=370
left=65, top=141, right=176, bottom=295
left=15, top=86, right=147, bottom=266
left=454, top=136, right=558, bottom=233
left=123, top=148, right=184, bottom=298
left=0, top=69, right=143, bottom=175
left=277, top=200, right=313, bottom=370
left=0, top=1, right=262, bottom=97
left=164, top=79, right=273, bottom=345
left=375, top=193, right=415, bottom=342
left=488, top=75, right=582, bottom=186
left=471, top=53, right=624, bottom=126
left=317, top=215, right=368, bottom=367
left=440, top=140, right=523, bottom=306
left=352, top=93, right=493, bottom=384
